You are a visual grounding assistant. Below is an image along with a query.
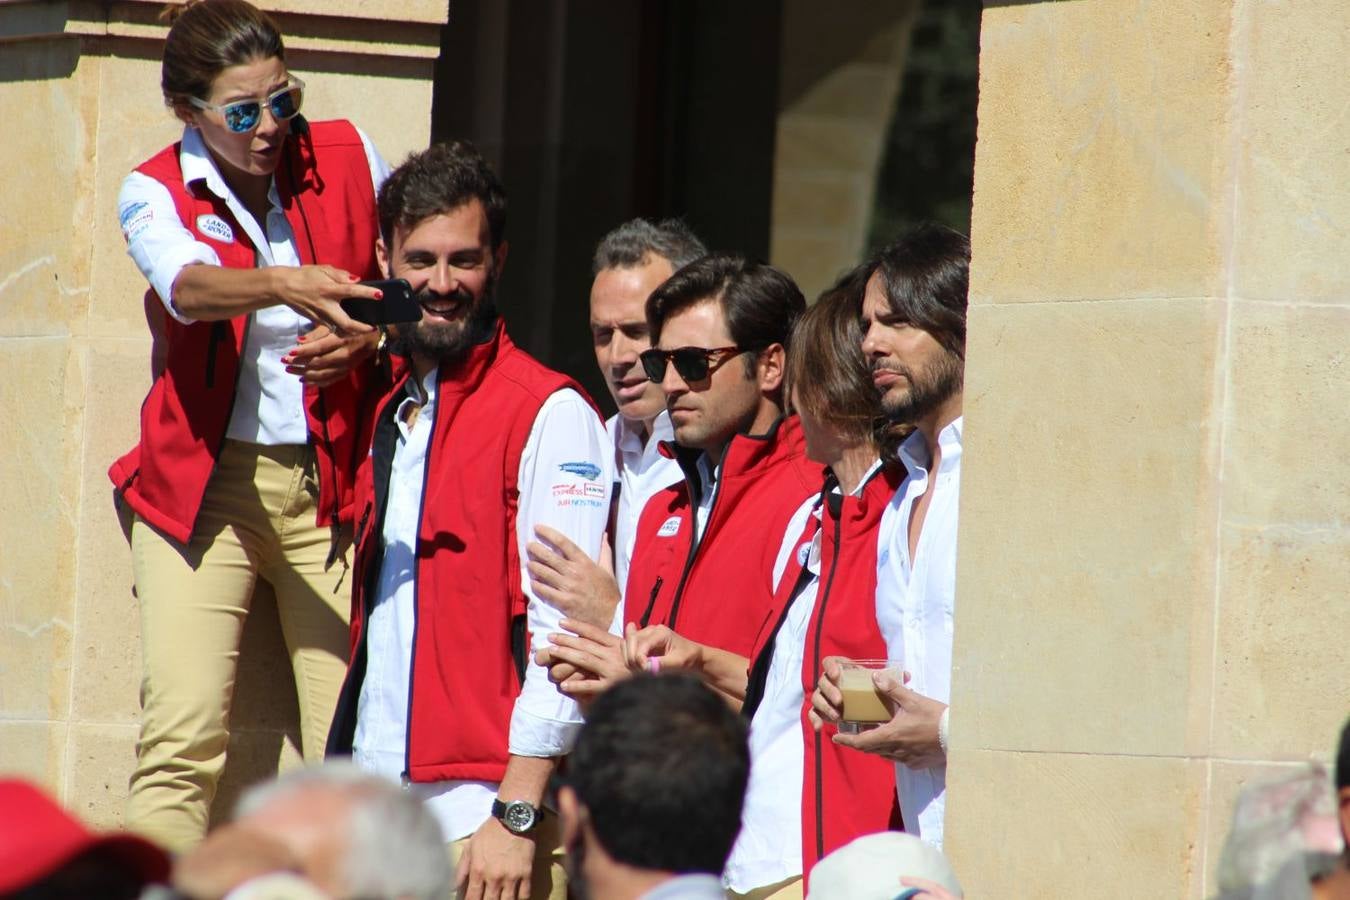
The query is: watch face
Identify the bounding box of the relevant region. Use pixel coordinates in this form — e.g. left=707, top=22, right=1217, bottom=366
left=503, top=801, right=536, bottom=833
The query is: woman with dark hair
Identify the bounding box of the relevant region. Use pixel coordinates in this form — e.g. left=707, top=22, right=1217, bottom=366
left=616, top=267, right=902, bottom=898
left=110, top=0, right=390, bottom=850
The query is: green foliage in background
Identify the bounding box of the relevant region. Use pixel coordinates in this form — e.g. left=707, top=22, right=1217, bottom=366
left=868, top=0, right=981, bottom=250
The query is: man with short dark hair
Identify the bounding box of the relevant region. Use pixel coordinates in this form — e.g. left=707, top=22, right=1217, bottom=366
left=626, top=255, right=818, bottom=656
left=527, top=220, right=706, bottom=629
left=811, top=223, right=970, bottom=850
left=589, top=219, right=706, bottom=594
left=326, top=140, right=612, bottom=900
left=540, top=254, right=817, bottom=703
left=558, top=674, right=749, bottom=900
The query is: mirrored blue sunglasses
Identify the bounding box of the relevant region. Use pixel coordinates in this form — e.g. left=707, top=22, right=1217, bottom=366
left=189, top=78, right=305, bottom=134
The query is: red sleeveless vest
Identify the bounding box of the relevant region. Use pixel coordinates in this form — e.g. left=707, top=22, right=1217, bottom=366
left=108, top=119, right=384, bottom=544
left=743, top=464, right=905, bottom=882
left=623, top=417, right=819, bottom=658
left=328, top=323, right=602, bottom=784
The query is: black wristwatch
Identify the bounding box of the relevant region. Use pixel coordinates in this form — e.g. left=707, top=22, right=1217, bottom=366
left=491, top=798, right=540, bottom=835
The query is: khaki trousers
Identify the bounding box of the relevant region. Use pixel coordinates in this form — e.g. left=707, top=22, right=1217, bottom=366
left=446, top=813, right=567, bottom=900
left=125, top=440, right=352, bottom=852
left=726, top=875, right=804, bottom=900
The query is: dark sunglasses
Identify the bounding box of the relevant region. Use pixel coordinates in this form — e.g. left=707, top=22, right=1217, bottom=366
left=190, top=78, right=305, bottom=134
left=640, top=345, right=748, bottom=383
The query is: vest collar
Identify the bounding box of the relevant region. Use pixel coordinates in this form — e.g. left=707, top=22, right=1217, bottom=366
left=177, top=123, right=319, bottom=203
left=662, top=413, right=802, bottom=489
left=431, top=317, right=511, bottom=395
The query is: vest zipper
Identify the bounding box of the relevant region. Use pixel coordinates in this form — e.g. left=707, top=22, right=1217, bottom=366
left=637, top=576, right=664, bottom=628
left=809, top=494, right=844, bottom=863
left=355, top=503, right=372, bottom=548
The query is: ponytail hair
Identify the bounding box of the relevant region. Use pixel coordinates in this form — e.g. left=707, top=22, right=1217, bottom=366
left=160, top=0, right=284, bottom=109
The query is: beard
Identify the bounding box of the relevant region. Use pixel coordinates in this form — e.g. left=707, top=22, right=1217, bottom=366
left=877, top=346, right=964, bottom=424
left=388, top=268, right=499, bottom=364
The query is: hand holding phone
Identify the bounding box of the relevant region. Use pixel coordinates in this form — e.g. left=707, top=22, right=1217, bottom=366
left=340, top=278, right=421, bottom=325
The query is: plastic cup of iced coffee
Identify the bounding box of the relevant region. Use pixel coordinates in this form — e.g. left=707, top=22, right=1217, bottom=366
left=836, top=658, right=903, bottom=734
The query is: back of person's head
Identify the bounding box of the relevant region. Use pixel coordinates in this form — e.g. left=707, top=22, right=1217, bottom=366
left=567, top=673, right=749, bottom=875
left=377, top=139, right=507, bottom=251
left=807, top=832, right=962, bottom=900
left=0, top=779, right=168, bottom=900
left=871, top=223, right=971, bottom=358
left=234, top=762, right=451, bottom=900
left=646, top=253, right=805, bottom=380
left=592, top=218, right=707, bottom=276
left=788, top=263, right=881, bottom=451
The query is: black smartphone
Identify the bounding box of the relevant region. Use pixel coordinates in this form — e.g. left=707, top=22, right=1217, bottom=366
left=341, top=278, right=421, bottom=325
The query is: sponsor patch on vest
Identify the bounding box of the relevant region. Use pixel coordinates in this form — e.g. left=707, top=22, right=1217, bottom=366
left=118, top=201, right=153, bottom=242
left=657, top=515, right=681, bottom=538
left=558, top=461, right=602, bottom=481
left=195, top=214, right=235, bottom=244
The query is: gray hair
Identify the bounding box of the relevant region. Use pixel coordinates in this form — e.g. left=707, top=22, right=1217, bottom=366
left=591, top=217, right=708, bottom=276
left=235, top=762, right=451, bottom=900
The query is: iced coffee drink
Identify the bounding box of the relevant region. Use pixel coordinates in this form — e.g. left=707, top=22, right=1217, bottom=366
left=837, top=659, right=902, bottom=734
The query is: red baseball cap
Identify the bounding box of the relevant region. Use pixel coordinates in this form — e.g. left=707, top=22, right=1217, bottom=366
left=0, top=779, right=170, bottom=892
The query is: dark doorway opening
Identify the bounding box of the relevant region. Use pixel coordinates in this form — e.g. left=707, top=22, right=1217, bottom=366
left=430, top=1, right=783, bottom=411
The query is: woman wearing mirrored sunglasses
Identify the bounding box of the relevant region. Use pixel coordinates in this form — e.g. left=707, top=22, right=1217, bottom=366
left=110, top=0, right=393, bottom=852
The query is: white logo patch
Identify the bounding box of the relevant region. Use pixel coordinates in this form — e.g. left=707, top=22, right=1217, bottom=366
left=657, top=516, right=682, bottom=538
left=118, top=201, right=153, bottom=242
left=796, top=541, right=812, bottom=566
left=196, top=214, right=234, bottom=244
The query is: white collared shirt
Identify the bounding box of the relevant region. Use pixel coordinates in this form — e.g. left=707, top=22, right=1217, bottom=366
left=876, top=416, right=962, bottom=849
left=607, top=410, right=680, bottom=604
left=353, top=370, right=613, bottom=842
left=692, top=454, right=719, bottom=546
left=116, top=124, right=389, bottom=445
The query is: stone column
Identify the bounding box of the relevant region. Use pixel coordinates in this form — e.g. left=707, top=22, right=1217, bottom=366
left=948, top=2, right=1350, bottom=895
left=770, top=0, right=919, bottom=300
left=0, top=0, right=444, bottom=826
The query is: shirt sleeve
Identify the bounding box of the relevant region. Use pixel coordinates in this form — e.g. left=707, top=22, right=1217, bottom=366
left=509, top=388, right=614, bottom=757
left=355, top=126, right=392, bottom=195
left=117, top=170, right=220, bottom=325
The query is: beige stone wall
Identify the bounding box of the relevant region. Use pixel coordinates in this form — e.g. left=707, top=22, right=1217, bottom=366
left=0, top=0, right=442, bottom=827
left=769, top=0, right=920, bottom=300
left=948, top=2, right=1350, bottom=896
